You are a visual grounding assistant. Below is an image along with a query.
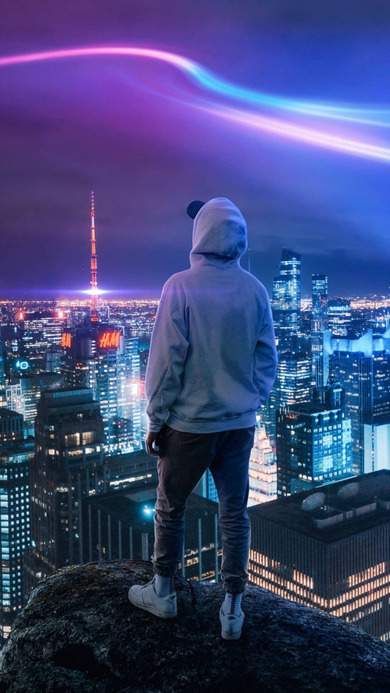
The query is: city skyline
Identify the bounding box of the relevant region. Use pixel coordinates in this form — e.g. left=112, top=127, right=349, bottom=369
left=1, top=0, right=389, bottom=297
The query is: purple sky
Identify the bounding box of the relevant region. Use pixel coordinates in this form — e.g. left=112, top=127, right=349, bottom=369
left=1, top=0, right=389, bottom=298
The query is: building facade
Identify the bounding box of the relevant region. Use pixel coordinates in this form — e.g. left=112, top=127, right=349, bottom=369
left=276, top=401, right=352, bottom=496
left=24, top=388, right=105, bottom=599
left=248, top=471, right=390, bottom=641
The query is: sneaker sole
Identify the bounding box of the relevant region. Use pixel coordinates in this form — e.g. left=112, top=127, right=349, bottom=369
left=128, top=588, right=177, bottom=619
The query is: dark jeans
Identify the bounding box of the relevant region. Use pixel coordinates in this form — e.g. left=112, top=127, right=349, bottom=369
left=151, top=424, right=255, bottom=594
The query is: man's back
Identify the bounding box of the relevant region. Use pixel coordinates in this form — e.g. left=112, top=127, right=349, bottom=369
left=145, top=197, right=277, bottom=433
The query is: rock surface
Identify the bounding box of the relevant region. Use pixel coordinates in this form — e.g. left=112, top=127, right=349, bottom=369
left=1, top=560, right=390, bottom=693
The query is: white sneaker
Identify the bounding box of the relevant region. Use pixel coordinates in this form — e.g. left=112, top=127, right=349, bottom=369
left=219, top=603, right=245, bottom=640
left=128, top=577, right=177, bottom=619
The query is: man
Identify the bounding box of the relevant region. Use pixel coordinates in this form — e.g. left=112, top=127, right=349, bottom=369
left=128, top=197, right=277, bottom=640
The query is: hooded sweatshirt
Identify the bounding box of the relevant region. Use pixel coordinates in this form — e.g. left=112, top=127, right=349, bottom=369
left=145, top=197, right=277, bottom=433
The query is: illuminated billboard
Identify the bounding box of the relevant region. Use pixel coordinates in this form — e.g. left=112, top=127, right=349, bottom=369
left=61, top=333, right=72, bottom=348
left=99, top=331, right=121, bottom=349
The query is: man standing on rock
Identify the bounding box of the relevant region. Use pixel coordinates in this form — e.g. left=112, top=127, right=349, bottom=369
left=128, top=197, right=277, bottom=640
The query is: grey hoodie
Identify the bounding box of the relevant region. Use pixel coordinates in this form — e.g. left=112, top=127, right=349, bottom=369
left=145, top=197, right=277, bottom=433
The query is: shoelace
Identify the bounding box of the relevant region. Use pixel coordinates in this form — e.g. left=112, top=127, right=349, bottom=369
left=229, top=594, right=237, bottom=615
left=227, top=594, right=239, bottom=620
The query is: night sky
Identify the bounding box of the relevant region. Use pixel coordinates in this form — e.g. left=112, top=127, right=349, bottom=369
left=1, top=0, right=389, bottom=298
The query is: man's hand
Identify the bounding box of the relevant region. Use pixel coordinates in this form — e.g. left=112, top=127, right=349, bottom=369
left=146, top=431, right=161, bottom=457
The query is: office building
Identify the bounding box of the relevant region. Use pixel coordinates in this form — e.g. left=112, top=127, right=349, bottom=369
left=248, top=471, right=390, bottom=640
left=20, top=373, right=64, bottom=437
left=0, top=408, right=24, bottom=444
left=272, top=249, right=301, bottom=344
left=276, top=399, right=352, bottom=496
left=311, top=274, right=328, bottom=332
left=248, top=422, right=277, bottom=505
left=327, top=330, right=390, bottom=474
left=266, top=344, right=312, bottom=442
left=24, top=388, right=105, bottom=598
left=328, top=298, right=352, bottom=337
left=0, top=438, right=34, bottom=641
left=83, top=483, right=221, bottom=582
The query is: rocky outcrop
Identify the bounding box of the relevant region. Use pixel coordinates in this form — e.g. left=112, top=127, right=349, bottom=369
left=1, top=560, right=390, bottom=693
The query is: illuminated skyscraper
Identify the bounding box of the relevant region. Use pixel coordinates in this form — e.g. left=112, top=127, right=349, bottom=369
left=248, top=420, right=277, bottom=505
left=266, top=345, right=312, bottom=442
left=272, top=249, right=301, bottom=344
left=62, top=325, right=128, bottom=452
left=311, top=274, right=328, bottom=332
left=24, top=388, right=105, bottom=597
left=311, top=274, right=328, bottom=388
left=20, top=373, right=64, bottom=437
left=276, top=399, right=352, bottom=497
left=327, top=330, right=390, bottom=474
left=328, top=298, right=352, bottom=337
left=0, top=437, right=34, bottom=641
left=117, top=334, right=142, bottom=450
left=248, top=471, right=390, bottom=641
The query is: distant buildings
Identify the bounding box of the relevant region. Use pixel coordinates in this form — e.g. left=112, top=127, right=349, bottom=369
left=248, top=471, right=390, bottom=641
left=61, top=324, right=141, bottom=454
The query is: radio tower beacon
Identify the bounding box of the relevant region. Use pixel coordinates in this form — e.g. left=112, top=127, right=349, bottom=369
left=90, top=190, right=99, bottom=323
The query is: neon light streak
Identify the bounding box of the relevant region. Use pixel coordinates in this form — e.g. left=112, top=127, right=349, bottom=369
left=0, top=46, right=389, bottom=162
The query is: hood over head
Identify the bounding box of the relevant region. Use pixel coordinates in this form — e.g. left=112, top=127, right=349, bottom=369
left=190, top=197, right=247, bottom=266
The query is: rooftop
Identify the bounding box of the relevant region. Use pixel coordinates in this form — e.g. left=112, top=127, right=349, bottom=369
left=248, top=470, right=390, bottom=542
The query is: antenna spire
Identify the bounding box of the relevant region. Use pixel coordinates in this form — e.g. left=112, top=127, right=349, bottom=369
left=90, top=190, right=99, bottom=322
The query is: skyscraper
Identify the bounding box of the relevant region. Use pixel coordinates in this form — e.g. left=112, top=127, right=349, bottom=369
left=248, top=420, right=277, bottom=505
left=311, top=274, right=328, bottom=388
left=266, top=344, right=312, bottom=441
left=327, top=330, right=390, bottom=474
left=24, top=388, right=105, bottom=597
left=328, top=298, right=352, bottom=336
left=266, top=249, right=307, bottom=442
left=276, top=398, right=352, bottom=497
left=311, top=274, right=328, bottom=332
left=272, top=248, right=301, bottom=343
left=0, top=437, right=34, bottom=641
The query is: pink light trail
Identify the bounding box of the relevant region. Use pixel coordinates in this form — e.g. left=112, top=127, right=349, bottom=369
left=0, top=45, right=389, bottom=163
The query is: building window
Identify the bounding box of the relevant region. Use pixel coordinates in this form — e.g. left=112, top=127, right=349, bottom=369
left=82, top=432, right=95, bottom=445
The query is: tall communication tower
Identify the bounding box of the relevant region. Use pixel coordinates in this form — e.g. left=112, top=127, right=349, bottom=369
left=90, top=191, right=99, bottom=322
